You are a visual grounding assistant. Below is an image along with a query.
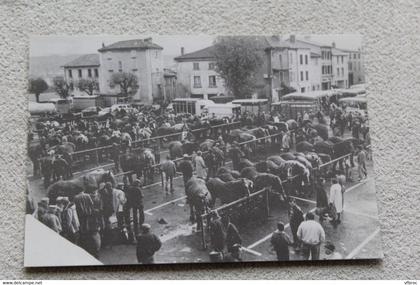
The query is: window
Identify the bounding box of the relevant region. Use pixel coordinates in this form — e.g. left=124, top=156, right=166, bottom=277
left=94, top=69, right=98, bottom=77
left=130, top=50, right=136, bottom=58
left=337, top=57, right=339, bottom=64
left=306, top=71, right=309, bottom=81
left=68, top=69, right=73, bottom=78
left=353, top=54, right=356, bottom=59
left=88, top=69, right=92, bottom=78
left=109, top=69, right=114, bottom=73
left=208, top=62, right=215, bottom=70
left=118, top=61, right=122, bottom=71
left=300, top=54, right=303, bottom=65
left=78, top=69, right=82, bottom=78
left=301, top=87, right=305, bottom=93
left=300, top=71, right=304, bottom=81
left=349, top=62, right=352, bottom=70
left=341, top=67, right=344, bottom=76
left=305, top=55, right=308, bottom=65
left=209, top=75, right=216, bottom=87
left=193, top=76, right=201, bottom=88
left=337, top=68, right=340, bottom=76
left=341, top=56, right=344, bottom=64
left=132, top=69, right=138, bottom=72
left=289, top=53, right=293, bottom=64
left=155, top=51, right=159, bottom=58
left=358, top=53, right=360, bottom=59
left=193, top=62, right=200, bottom=70
left=312, top=86, right=315, bottom=91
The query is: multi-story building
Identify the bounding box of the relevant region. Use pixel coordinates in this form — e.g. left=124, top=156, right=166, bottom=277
left=331, top=44, right=349, bottom=88
left=63, top=54, right=100, bottom=96
left=97, top=38, right=165, bottom=104
left=174, top=46, right=227, bottom=100
left=344, top=49, right=365, bottom=86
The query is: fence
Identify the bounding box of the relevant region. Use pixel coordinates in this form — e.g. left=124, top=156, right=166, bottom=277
left=200, top=187, right=270, bottom=250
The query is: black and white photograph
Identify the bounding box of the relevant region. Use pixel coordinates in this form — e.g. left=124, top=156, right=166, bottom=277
left=25, top=35, right=382, bottom=267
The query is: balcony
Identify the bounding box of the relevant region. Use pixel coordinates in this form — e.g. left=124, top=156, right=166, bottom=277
left=193, top=84, right=202, bottom=89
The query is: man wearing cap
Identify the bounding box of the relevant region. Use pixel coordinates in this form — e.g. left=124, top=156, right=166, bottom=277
left=160, top=155, right=177, bottom=194
left=125, top=179, right=145, bottom=237
left=42, top=205, right=62, bottom=233
left=177, top=154, right=194, bottom=186
left=209, top=211, right=225, bottom=253
left=271, top=222, right=293, bottom=261
left=297, top=212, right=325, bottom=260
left=136, top=224, right=162, bottom=264
left=229, top=142, right=244, bottom=171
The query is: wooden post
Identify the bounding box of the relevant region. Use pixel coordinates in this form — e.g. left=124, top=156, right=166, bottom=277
left=264, top=188, right=270, bottom=218
left=201, top=213, right=207, bottom=250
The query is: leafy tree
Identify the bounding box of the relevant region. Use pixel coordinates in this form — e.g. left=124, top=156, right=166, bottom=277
left=53, top=76, right=73, bottom=99
left=110, top=72, right=139, bottom=100
left=77, top=78, right=99, bottom=96
left=28, top=78, right=48, bottom=102
left=213, top=36, right=265, bottom=99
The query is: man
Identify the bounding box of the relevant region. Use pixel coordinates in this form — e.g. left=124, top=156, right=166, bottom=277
left=315, top=178, right=329, bottom=223
left=136, top=224, right=162, bottom=264
left=53, top=154, right=68, bottom=181
left=58, top=197, right=80, bottom=244
left=297, top=212, right=325, bottom=260
left=42, top=205, right=62, bottom=233
left=99, top=182, right=114, bottom=244
left=329, top=179, right=343, bottom=226
left=152, top=140, right=161, bottom=164
left=177, top=154, right=194, bottom=186
left=223, top=215, right=242, bottom=254
left=125, top=179, right=145, bottom=237
left=282, top=131, right=291, bottom=152
left=112, top=184, right=127, bottom=230
left=336, top=172, right=346, bottom=208
left=271, top=222, right=293, bottom=261
left=110, top=143, right=120, bottom=172
left=209, top=211, right=225, bottom=253
left=194, top=151, right=207, bottom=180
left=223, top=244, right=242, bottom=262
left=229, top=142, right=244, bottom=171
left=288, top=199, right=304, bottom=246
left=161, top=155, right=177, bottom=194
left=357, top=145, right=367, bottom=181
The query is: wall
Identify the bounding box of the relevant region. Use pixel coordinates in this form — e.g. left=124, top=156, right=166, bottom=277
left=0, top=0, right=419, bottom=279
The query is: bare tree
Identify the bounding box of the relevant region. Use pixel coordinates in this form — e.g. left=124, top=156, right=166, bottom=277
left=53, top=76, right=73, bottom=99
left=28, top=78, right=48, bottom=102
left=77, top=78, right=99, bottom=96
left=110, top=72, right=139, bottom=100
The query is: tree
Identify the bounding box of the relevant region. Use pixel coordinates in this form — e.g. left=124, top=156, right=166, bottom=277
left=110, top=72, right=139, bottom=100
left=213, top=36, right=265, bottom=99
left=53, top=76, right=73, bottom=99
left=77, top=78, right=99, bottom=96
left=28, top=78, right=48, bottom=102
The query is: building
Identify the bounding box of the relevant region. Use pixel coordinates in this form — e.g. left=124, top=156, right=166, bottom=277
left=174, top=46, right=227, bottom=100
left=344, top=49, right=365, bottom=86
left=63, top=54, right=100, bottom=96
left=97, top=38, right=165, bottom=104
left=331, top=44, right=349, bottom=88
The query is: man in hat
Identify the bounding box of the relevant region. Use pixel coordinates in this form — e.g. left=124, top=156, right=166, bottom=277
left=136, top=224, right=162, bottom=264
left=125, top=179, right=145, bottom=237
left=110, top=142, right=120, bottom=172
left=42, top=205, right=62, bottom=233
left=229, top=141, right=244, bottom=171
left=160, top=155, right=177, bottom=194
left=99, top=182, right=114, bottom=235
left=357, top=145, right=367, bottom=181
left=271, top=222, right=293, bottom=261
left=209, top=211, right=225, bottom=253
left=177, top=154, right=194, bottom=186
left=53, top=154, right=68, bottom=181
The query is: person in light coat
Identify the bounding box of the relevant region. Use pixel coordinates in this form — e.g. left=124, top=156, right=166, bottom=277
left=194, top=151, right=207, bottom=180
left=329, top=179, right=343, bottom=226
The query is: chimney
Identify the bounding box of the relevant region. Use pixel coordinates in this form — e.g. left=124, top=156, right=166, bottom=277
left=332, top=42, right=336, bottom=48
left=181, top=47, right=185, bottom=56
left=290, top=35, right=296, bottom=43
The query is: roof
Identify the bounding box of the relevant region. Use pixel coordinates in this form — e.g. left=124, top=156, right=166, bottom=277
left=174, top=46, right=216, bottom=62
left=63, top=54, right=99, bottom=68
left=339, top=96, right=367, bottom=103
left=332, top=48, right=349, bottom=56
left=164, top=68, right=177, bottom=77
left=98, top=38, right=163, bottom=52
left=231, top=99, right=268, bottom=105
left=311, top=52, right=321, bottom=58
left=281, top=90, right=340, bottom=101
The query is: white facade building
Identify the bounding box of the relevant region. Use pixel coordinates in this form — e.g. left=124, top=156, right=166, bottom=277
left=63, top=54, right=100, bottom=96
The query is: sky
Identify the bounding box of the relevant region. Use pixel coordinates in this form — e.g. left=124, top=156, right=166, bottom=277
left=30, top=34, right=362, bottom=57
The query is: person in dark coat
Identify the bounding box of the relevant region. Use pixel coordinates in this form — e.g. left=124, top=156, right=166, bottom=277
left=177, top=154, right=194, bottom=186
left=222, top=215, right=242, bottom=254
left=125, top=179, right=145, bottom=237
left=110, top=143, right=120, bottom=172
left=136, top=224, right=162, bottom=264
left=271, top=222, right=293, bottom=261
left=315, top=178, right=329, bottom=223
left=229, top=142, right=244, bottom=171
left=209, top=211, right=225, bottom=253
left=288, top=199, right=304, bottom=246
left=53, top=155, right=68, bottom=181
left=223, top=244, right=242, bottom=262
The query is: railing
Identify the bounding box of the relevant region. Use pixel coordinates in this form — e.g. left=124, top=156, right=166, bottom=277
left=200, top=187, right=270, bottom=250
